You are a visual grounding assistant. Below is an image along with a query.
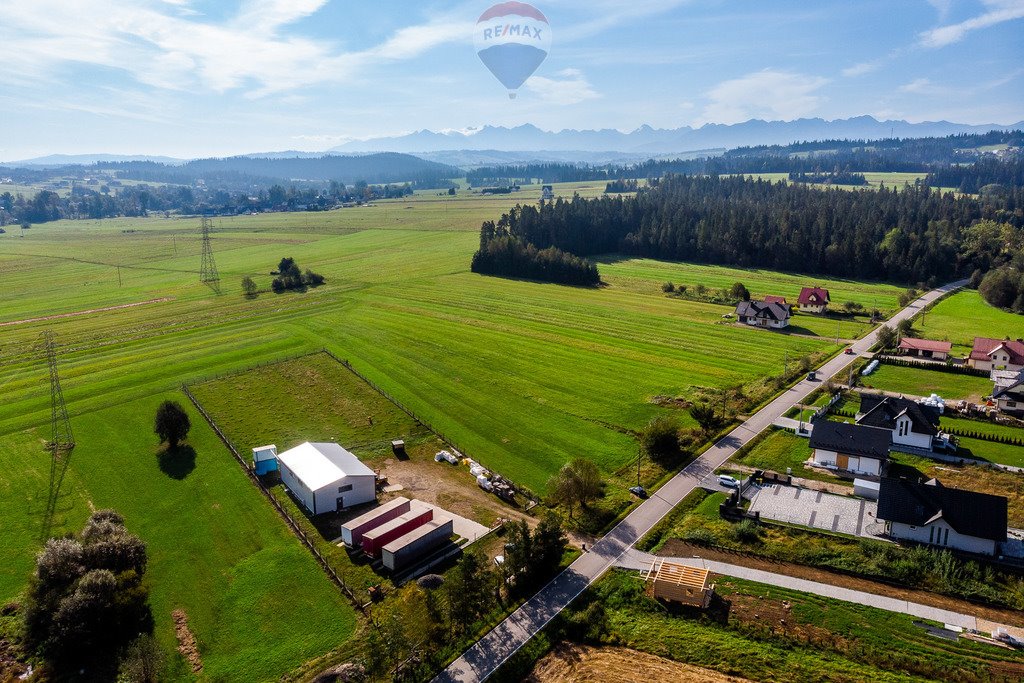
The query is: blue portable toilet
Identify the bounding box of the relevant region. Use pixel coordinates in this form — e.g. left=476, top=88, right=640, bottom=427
left=252, top=445, right=278, bottom=475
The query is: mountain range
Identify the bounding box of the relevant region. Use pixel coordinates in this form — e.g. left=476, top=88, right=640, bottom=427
left=331, top=116, right=1024, bottom=157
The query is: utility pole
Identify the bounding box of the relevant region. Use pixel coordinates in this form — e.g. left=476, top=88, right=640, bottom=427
left=117, top=264, right=122, bottom=287
left=199, top=216, right=220, bottom=293
left=636, top=446, right=642, bottom=489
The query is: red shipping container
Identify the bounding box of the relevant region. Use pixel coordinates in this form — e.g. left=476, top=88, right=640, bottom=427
left=361, top=506, right=433, bottom=556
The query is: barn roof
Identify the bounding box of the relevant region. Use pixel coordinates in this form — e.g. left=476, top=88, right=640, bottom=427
left=277, top=442, right=374, bottom=491
left=898, top=337, right=952, bottom=354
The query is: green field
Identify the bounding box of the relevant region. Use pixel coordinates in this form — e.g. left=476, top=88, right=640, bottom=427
left=0, top=186, right=921, bottom=677
left=859, top=363, right=994, bottom=401
left=914, top=290, right=1024, bottom=355
left=0, top=192, right=860, bottom=493
left=0, top=393, right=356, bottom=681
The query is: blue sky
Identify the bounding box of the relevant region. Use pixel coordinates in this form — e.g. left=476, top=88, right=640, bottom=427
left=1, top=0, right=1022, bottom=159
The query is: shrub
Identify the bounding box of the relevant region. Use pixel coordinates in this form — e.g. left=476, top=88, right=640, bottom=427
left=733, top=519, right=761, bottom=543
left=661, top=281, right=675, bottom=293
left=683, top=528, right=716, bottom=545
left=640, top=416, right=681, bottom=465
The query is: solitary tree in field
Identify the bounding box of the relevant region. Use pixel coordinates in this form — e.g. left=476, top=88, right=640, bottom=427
left=154, top=401, right=191, bottom=449
left=897, top=318, right=914, bottom=337
left=241, top=276, right=258, bottom=298
left=547, top=458, right=602, bottom=519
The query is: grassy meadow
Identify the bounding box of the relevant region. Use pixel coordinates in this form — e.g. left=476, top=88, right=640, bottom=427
left=0, top=183, right=941, bottom=678
left=0, top=393, right=356, bottom=681
left=913, top=290, right=1024, bottom=355
left=859, top=363, right=994, bottom=401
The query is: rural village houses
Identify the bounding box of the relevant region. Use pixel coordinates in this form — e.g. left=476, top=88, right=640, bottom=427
left=968, top=337, right=1024, bottom=373
left=876, top=477, right=1008, bottom=556
left=797, top=286, right=830, bottom=313
left=808, top=420, right=892, bottom=477
left=856, top=395, right=944, bottom=453
left=735, top=299, right=792, bottom=329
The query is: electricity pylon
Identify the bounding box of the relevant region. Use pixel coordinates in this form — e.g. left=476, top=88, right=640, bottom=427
left=41, top=330, right=75, bottom=538
left=199, top=216, right=220, bottom=292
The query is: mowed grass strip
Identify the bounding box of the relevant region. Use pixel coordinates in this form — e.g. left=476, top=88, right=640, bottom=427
left=0, top=393, right=356, bottom=682
left=859, top=364, right=994, bottom=401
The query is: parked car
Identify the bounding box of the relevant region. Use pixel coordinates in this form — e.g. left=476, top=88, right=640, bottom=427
left=718, top=474, right=740, bottom=488
left=844, top=348, right=855, bottom=355
left=629, top=485, right=648, bottom=498
left=806, top=371, right=817, bottom=380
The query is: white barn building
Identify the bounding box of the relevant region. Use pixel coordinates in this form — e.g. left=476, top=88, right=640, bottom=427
left=277, top=442, right=376, bottom=515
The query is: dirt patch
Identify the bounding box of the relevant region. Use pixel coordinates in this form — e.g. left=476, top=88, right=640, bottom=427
left=172, top=609, right=203, bottom=673
left=0, top=637, right=29, bottom=681
left=0, top=297, right=173, bottom=327
left=659, top=540, right=1024, bottom=627
left=525, top=643, right=752, bottom=683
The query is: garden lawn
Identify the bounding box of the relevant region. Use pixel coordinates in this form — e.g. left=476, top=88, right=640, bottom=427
left=860, top=364, right=994, bottom=401
left=956, top=436, right=1024, bottom=468
left=737, top=428, right=847, bottom=485
left=0, top=394, right=356, bottom=682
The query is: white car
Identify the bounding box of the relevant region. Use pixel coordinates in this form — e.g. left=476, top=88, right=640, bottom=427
left=718, top=474, right=740, bottom=488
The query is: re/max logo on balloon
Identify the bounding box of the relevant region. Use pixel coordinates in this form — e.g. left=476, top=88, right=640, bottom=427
left=480, top=23, right=544, bottom=42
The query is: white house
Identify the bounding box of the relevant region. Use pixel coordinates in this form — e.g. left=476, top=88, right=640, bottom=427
left=993, top=371, right=1024, bottom=416
left=856, top=395, right=940, bottom=452
left=968, top=337, right=1024, bottom=373
left=735, top=299, right=792, bottom=329
left=877, top=477, right=1007, bottom=556
left=277, top=442, right=376, bottom=515
left=797, top=286, right=830, bottom=314
left=808, top=420, right=891, bottom=477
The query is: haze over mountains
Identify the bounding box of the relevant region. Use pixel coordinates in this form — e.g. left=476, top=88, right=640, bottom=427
left=5, top=116, right=1022, bottom=168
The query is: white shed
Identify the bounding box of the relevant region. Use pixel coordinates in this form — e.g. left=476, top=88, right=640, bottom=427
left=277, top=442, right=376, bottom=515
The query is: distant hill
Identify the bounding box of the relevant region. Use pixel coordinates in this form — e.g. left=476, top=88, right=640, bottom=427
left=6, top=153, right=188, bottom=167
left=332, top=117, right=1024, bottom=155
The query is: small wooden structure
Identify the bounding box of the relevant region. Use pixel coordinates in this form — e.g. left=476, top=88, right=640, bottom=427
left=643, top=559, right=714, bottom=608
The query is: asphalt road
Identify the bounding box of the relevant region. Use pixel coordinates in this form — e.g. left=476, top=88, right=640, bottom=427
left=433, top=280, right=967, bottom=683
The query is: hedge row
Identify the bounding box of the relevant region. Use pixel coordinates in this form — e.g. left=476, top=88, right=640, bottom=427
left=878, top=357, right=990, bottom=377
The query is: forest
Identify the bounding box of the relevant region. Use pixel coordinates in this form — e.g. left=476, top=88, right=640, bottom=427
left=465, top=130, right=1023, bottom=186
left=473, top=174, right=1023, bottom=286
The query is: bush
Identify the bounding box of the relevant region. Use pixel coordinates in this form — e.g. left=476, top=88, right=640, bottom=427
left=640, top=416, right=681, bottom=465
left=661, top=281, right=675, bottom=293
left=683, top=528, right=716, bottom=545
left=733, top=519, right=761, bottom=543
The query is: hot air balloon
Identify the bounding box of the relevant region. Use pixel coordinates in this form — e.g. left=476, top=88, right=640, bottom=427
left=474, top=2, right=551, bottom=99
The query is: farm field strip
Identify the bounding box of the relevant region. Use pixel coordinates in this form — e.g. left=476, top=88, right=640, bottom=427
left=914, top=290, right=1024, bottom=351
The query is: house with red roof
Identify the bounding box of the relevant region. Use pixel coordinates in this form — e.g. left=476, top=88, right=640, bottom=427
left=967, top=337, right=1024, bottom=373
left=763, top=295, right=787, bottom=305
left=797, top=286, right=830, bottom=313
left=897, top=337, right=952, bottom=361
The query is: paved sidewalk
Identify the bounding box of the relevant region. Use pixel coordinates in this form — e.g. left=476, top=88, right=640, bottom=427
left=747, top=484, right=879, bottom=538
left=617, top=549, right=1024, bottom=636
left=432, top=280, right=967, bottom=683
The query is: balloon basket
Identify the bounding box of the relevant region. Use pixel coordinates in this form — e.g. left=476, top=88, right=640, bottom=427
left=508, top=92, right=517, bottom=100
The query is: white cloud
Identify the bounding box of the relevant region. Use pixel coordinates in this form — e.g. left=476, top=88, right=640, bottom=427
left=842, top=61, right=880, bottom=77
left=694, top=70, right=830, bottom=125
left=919, top=0, right=1024, bottom=48
left=524, top=68, right=599, bottom=105
left=899, top=77, right=947, bottom=95
left=0, top=0, right=470, bottom=98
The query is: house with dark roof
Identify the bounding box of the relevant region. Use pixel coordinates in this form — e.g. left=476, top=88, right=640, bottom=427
left=993, top=370, right=1024, bottom=416
left=856, top=395, right=941, bottom=452
left=808, top=420, right=891, bottom=476
left=897, top=337, right=952, bottom=362
left=797, top=287, right=830, bottom=314
left=968, top=337, right=1024, bottom=373
left=877, top=477, right=1007, bottom=556
left=735, top=299, right=792, bottom=329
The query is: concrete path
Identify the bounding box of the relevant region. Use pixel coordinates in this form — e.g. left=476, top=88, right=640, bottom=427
left=771, top=416, right=812, bottom=435
left=747, top=484, right=880, bottom=538
left=616, top=548, right=1012, bottom=634
left=432, top=280, right=967, bottom=683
